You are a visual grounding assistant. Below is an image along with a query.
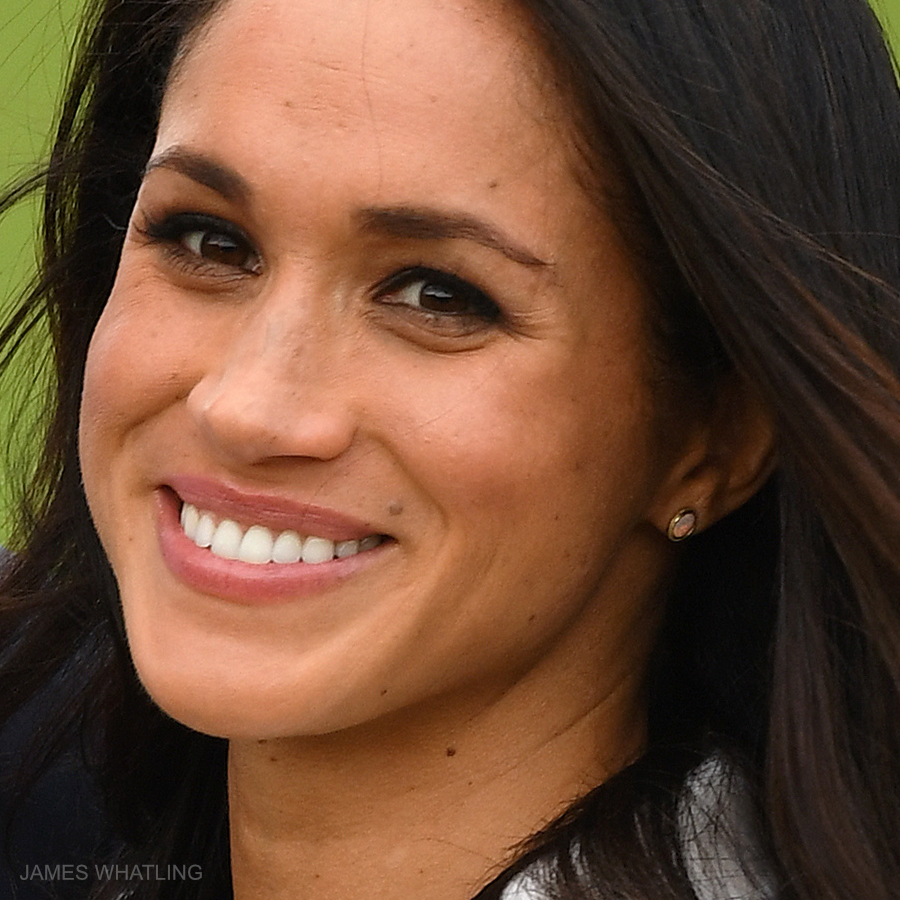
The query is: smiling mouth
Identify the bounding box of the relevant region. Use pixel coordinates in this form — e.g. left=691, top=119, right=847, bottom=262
left=179, top=502, right=386, bottom=566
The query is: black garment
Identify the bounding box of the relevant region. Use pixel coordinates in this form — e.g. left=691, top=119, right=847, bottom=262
left=0, top=550, right=110, bottom=899
left=0, top=683, right=109, bottom=900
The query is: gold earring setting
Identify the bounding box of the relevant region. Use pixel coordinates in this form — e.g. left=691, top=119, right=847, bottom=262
left=667, top=508, right=698, bottom=542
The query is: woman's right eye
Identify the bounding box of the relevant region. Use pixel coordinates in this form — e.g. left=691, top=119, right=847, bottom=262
left=136, top=212, right=263, bottom=275
left=180, top=229, right=261, bottom=272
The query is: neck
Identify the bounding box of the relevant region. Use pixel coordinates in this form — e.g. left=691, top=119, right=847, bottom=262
left=229, top=640, right=649, bottom=900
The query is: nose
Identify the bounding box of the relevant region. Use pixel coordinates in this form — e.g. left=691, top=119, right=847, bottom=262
left=186, top=301, right=358, bottom=466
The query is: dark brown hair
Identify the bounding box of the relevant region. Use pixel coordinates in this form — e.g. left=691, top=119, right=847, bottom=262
left=2, top=1, right=900, bottom=898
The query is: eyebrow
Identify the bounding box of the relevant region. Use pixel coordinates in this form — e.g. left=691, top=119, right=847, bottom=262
left=356, top=207, right=551, bottom=269
left=144, top=147, right=252, bottom=204
left=143, top=147, right=551, bottom=269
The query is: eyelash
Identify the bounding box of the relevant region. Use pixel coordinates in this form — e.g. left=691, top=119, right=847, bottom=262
left=134, top=210, right=502, bottom=327
left=372, top=267, right=501, bottom=327
left=136, top=211, right=262, bottom=277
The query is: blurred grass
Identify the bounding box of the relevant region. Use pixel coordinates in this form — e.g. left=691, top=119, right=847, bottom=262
left=0, top=0, right=83, bottom=300
left=2, top=0, right=900, bottom=543
left=1, top=1, right=83, bottom=544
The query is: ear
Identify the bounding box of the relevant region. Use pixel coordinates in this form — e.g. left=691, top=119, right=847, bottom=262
left=647, top=376, right=776, bottom=538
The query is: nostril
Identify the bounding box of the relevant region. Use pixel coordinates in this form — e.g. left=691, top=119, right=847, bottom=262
left=187, top=370, right=358, bottom=465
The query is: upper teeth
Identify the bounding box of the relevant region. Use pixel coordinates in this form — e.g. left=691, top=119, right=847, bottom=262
left=179, top=503, right=382, bottom=565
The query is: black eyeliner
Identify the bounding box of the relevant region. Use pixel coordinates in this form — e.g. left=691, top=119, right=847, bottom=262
left=133, top=209, right=261, bottom=277
left=373, top=265, right=502, bottom=323
left=136, top=210, right=247, bottom=244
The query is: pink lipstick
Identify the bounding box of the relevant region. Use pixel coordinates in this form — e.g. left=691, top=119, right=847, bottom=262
left=156, top=477, right=391, bottom=604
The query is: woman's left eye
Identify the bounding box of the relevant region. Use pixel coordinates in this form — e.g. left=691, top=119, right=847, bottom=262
left=373, top=267, right=501, bottom=324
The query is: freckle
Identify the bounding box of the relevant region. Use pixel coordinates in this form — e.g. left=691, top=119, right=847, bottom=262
left=381, top=688, right=389, bottom=696
left=269, top=756, right=278, bottom=763
left=446, top=747, right=457, bottom=757
left=488, top=180, right=499, bottom=189
left=528, top=613, right=536, bottom=623
left=283, top=99, right=295, bottom=109
left=388, top=500, right=404, bottom=516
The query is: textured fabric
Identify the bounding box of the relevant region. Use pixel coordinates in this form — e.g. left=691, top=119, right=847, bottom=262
left=679, top=758, right=775, bottom=900
left=500, top=871, right=549, bottom=900
left=499, top=757, right=775, bottom=900
left=500, top=872, right=546, bottom=900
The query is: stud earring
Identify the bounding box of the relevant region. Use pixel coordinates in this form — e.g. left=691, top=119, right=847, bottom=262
left=667, top=508, right=698, bottom=542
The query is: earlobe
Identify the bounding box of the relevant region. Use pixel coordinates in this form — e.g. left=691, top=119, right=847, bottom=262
left=649, top=377, right=777, bottom=539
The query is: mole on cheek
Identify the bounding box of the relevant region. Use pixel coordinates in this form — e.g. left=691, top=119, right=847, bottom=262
left=388, top=500, right=404, bottom=516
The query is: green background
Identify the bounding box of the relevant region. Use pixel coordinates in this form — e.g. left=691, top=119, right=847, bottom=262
left=2, top=0, right=900, bottom=541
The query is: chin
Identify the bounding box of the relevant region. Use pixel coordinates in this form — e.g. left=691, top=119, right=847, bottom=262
left=128, top=651, right=372, bottom=740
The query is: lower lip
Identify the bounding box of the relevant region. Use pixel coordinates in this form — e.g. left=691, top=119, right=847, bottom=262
left=156, top=490, right=388, bottom=605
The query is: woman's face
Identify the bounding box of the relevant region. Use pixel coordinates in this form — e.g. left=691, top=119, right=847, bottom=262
left=79, top=0, right=692, bottom=739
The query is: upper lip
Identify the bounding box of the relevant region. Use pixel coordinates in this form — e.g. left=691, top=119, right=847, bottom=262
left=164, top=474, right=384, bottom=541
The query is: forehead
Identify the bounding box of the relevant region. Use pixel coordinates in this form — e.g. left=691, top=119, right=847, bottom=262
left=165, top=0, right=557, bottom=132
left=159, top=0, right=580, bottom=214
left=152, top=0, right=649, bottom=324
left=172, top=0, right=549, bottom=96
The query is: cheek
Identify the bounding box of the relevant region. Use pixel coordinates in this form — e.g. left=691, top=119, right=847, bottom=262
left=80, top=300, right=132, bottom=471
left=383, top=342, right=654, bottom=539
left=81, top=308, right=141, bottom=439
left=80, top=280, right=201, bottom=440
left=78, top=282, right=196, bottom=508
